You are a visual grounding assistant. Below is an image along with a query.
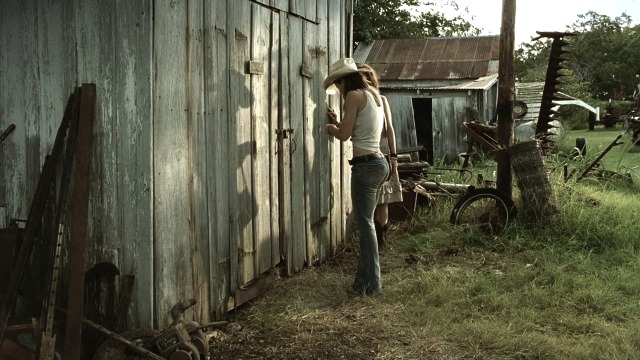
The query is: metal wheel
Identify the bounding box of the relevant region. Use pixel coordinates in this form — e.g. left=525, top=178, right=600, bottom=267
left=512, top=100, right=528, bottom=119
left=450, top=188, right=517, bottom=234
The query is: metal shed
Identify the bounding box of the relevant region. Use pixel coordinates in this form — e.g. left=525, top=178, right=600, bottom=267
left=0, top=0, right=351, bottom=330
left=354, top=36, right=500, bottom=164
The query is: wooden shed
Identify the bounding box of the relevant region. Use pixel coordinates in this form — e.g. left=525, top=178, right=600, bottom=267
left=0, top=0, right=351, bottom=330
left=354, top=36, right=500, bottom=164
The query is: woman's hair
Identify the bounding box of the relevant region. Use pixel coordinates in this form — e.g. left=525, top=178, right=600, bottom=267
left=339, top=72, right=367, bottom=97
left=357, top=64, right=379, bottom=90
left=337, top=69, right=381, bottom=106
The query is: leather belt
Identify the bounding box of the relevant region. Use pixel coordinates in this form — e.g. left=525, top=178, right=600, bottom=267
left=348, top=152, right=384, bottom=165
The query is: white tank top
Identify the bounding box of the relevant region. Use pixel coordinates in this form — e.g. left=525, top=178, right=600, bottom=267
left=351, top=90, right=384, bottom=153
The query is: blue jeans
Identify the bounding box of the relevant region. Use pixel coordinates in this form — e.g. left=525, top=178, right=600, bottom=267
left=350, top=156, right=389, bottom=294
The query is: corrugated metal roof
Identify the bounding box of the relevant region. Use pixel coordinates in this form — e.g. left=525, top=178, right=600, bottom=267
left=354, top=36, right=500, bottom=81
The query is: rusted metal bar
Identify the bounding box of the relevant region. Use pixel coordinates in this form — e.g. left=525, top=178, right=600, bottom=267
left=575, top=134, right=624, bottom=182
left=0, top=90, right=76, bottom=341
left=63, top=83, right=96, bottom=360
left=82, top=318, right=165, bottom=360
left=0, top=124, right=16, bottom=143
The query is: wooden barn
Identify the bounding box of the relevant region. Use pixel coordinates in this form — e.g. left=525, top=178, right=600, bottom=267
left=353, top=36, right=500, bottom=164
left=0, top=0, right=353, bottom=336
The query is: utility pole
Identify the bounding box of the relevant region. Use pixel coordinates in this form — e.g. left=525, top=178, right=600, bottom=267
left=496, top=0, right=516, bottom=197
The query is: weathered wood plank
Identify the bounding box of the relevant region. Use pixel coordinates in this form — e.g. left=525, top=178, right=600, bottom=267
left=251, top=3, right=273, bottom=276
left=114, top=0, right=153, bottom=328
left=64, top=83, right=96, bottom=360
left=386, top=95, right=418, bottom=154
left=316, top=0, right=330, bottom=259
left=37, top=0, right=74, bottom=153
left=341, top=2, right=353, bottom=240
left=186, top=0, right=210, bottom=324
left=272, top=0, right=288, bottom=12
left=153, top=0, right=193, bottom=328
left=278, top=11, right=293, bottom=274
left=290, top=0, right=317, bottom=22
left=302, top=19, right=319, bottom=265
left=204, top=0, right=230, bottom=319
left=270, top=12, right=282, bottom=268
left=229, top=0, right=254, bottom=289
left=0, top=0, right=37, bottom=223
left=327, top=0, right=343, bottom=253
left=288, top=15, right=307, bottom=273
left=75, top=0, right=120, bottom=266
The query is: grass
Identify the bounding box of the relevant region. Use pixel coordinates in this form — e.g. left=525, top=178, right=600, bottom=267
left=209, top=128, right=640, bottom=360
left=556, top=127, right=640, bottom=183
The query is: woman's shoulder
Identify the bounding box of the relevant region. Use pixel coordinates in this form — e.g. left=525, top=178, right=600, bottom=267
left=345, top=88, right=367, bottom=102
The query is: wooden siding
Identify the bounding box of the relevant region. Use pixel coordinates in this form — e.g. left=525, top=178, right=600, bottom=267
left=0, top=0, right=347, bottom=329
left=384, top=95, right=417, bottom=154
left=384, top=92, right=473, bottom=164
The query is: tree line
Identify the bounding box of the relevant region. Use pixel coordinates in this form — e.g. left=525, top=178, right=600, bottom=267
left=355, top=0, right=640, bottom=112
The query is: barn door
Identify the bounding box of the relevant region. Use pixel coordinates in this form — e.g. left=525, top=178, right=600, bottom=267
left=244, top=4, right=282, bottom=282
left=411, top=97, right=433, bottom=163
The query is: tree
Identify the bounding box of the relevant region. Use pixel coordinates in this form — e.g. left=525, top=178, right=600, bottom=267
left=514, top=39, right=553, bottom=83
left=352, top=0, right=479, bottom=46
left=515, top=11, right=640, bottom=104
left=566, top=12, right=639, bottom=101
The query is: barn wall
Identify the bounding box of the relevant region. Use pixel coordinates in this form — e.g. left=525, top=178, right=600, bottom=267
left=0, top=0, right=347, bottom=329
left=383, top=91, right=475, bottom=164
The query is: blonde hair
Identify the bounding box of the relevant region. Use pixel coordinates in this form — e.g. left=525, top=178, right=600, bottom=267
left=357, top=63, right=381, bottom=106
left=357, top=63, right=380, bottom=90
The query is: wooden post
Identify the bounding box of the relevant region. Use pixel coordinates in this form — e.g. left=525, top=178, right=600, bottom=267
left=63, top=83, right=96, bottom=359
left=496, top=0, right=516, bottom=197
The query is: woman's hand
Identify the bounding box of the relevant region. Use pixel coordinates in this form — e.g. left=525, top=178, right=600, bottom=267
left=327, top=108, right=338, bottom=125
left=325, top=123, right=336, bottom=136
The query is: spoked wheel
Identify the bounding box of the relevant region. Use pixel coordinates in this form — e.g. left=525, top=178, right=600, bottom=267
left=450, top=188, right=517, bottom=235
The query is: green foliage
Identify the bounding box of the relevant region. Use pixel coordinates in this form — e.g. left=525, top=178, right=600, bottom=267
left=353, top=0, right=480, bottom=45
left=568, top=12, right=640, bottom=101
left=515, top=39, right=553, bottom=82
left=516, top=11, right=640, bottom=103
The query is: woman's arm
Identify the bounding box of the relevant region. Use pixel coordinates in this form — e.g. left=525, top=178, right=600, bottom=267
left=326, top=90, right=364, bottom=141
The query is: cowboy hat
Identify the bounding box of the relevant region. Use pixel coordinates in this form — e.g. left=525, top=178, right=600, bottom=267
left=323, top=58, right=370, bottom=89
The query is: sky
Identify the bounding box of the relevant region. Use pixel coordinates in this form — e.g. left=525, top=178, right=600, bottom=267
left=432, top=0, right=640, bottom=46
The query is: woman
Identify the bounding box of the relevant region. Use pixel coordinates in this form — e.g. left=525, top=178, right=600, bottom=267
left=324, top=58, right=389, bottom=295
left=358, top=63, right=403, bottom=253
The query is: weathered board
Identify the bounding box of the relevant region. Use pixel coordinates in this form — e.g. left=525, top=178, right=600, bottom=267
left=432, top=96, right=470, bottom=163
left=153, top=0, right=194, bottom=326
left=288, top=15, right=307, bottom=274
left=204, top=0, right=231, bottom=321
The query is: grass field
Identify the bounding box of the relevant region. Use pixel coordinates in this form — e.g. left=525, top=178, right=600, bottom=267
left=557, top=127, right=640, bottom=183
left=209, top=128, right=640, bottom=360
